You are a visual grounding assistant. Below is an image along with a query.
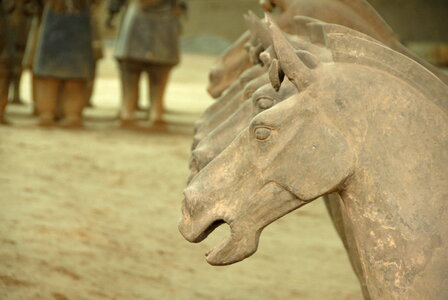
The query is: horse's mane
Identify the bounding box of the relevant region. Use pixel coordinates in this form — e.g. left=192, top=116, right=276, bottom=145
left=334, top=0, right=397, bottom=44
left=322, top=31, right=448, bottom=113
left=300, top=16, right=380, bottom=46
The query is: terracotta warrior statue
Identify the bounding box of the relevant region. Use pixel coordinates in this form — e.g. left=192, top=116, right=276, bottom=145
left=86, top=0, right=103, bottom=107
left=21, top=0, right=43, bottom=115
left=4, top=0, right=39, bottom=105
left=107, top=0, right=186, bottom=128
left=0, top=0, right=14, bottom=124
left=33, top=0, right=95, bottom=127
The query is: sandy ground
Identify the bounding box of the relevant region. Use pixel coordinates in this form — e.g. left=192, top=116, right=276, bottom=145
left=0, top=52, right=363, bottom=300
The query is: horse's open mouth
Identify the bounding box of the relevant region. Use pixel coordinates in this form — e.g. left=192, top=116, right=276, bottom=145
left=179, top=214, right=260, bottom=266
left=193, top=219, right=226, bottom=243
left=204, top=221, right=260, bottom=266
left=178, top=208, right=227, bottom=243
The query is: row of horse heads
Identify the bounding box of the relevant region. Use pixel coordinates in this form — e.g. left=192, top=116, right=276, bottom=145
left=179, top=1, right=448, bottom=300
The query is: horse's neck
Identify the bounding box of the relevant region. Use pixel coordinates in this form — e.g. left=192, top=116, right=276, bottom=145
left=338, top=164, right=448, bottom=299
left=333, top=0, right=396, bottom=42
left=321, top=63, right=448, bottom=299
left=325, top=33, right=448, bottom=113
left=218, top=31, right=250, bottom=64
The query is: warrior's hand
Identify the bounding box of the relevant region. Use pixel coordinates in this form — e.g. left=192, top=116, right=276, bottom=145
left=106, top=14, right=115, bottom=29
left=177, top=1, right=188, bottom=16
left=259, top=0, right=274, bottom=12
left=260, top=0, right=287, bottom=12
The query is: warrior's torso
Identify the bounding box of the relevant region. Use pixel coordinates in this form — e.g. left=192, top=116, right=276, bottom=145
left=33, top=0, right=95, bottom=79
left=45, top=0, right=90, bottom=12
left=114, top=0, right=180, bottom=65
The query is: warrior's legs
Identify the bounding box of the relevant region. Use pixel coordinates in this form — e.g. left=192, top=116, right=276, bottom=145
left=9, top=69, right=23, bottom=105
left=35, top=76, right=60, bottom=126
left=60, top=79, right=86, bottom=128
left=85, top=60, right=97, bottom=107
left=0, top=73, right=10, bottom=124
left=118, top=60, right=141, bottom=126
left=31, top=74, right=38, bottom=115
left=147, top=64, right=173, bottom=125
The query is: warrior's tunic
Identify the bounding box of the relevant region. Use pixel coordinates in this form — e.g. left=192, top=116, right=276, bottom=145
left=33, top=0, right=94, bottom=79
left=114, top=0, right=180, bottom=65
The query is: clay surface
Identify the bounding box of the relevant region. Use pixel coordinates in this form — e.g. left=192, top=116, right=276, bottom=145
left=206, top=0, right=448, bottom=99
left=180, top=16, right=448, bottom=300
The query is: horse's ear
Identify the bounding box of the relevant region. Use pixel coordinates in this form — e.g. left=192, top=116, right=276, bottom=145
left=293, top=16, right=321, bottom=37
left=249, top=43, right=264, bottom=65
left=259, top=47, right=273, bottom=67
left=248, top=11, right=272, bottom=48
left=244, top=11, right=257, bottom=38
left=295, top=50, right=320, bottom=69
left=268, top=58, right=285, bottom=91
left=307, top=22, right=327, bottom=45
left=266, top=14, right=315, bottom=91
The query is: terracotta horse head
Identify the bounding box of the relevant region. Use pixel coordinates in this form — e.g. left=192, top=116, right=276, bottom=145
left=206, top=0, right=448, bottom=99
left=181, top=19, right=448, bottom=299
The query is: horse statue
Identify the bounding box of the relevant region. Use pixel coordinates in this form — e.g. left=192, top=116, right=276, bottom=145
left=179, top=17, right=448, bottom=300
left=193, top=11, right=336, bottom=149
left=189, top=15, right=380, bottom=297
left=207, top=0, right=448, bottom=99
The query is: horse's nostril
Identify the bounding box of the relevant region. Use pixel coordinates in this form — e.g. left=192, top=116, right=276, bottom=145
left=181, top=195, right=192, bottom=218
left=188, top=155, right=197, bottom=171
left=182, top=188, right=196, bottom=215
left=209, top=68, right=221, bottom=82
left=191, top=149, right=203, bottom=170
left=191, top=136, right=201, bottom=150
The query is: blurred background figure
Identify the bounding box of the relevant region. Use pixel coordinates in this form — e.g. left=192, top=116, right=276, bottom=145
left=5, top=0, right=38, bottom=106
left=0, top=0, right=14, bottom=124
left=86, top=0, right=104, bottom=108
left=33, top=0, right=95, bottom=127
left=107, top=0, right=187, bottom=128
left=21, top=0, right=43, bottom=115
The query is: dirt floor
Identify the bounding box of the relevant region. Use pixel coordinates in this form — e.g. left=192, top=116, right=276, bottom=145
left=0, top=52, right=363, bottom=300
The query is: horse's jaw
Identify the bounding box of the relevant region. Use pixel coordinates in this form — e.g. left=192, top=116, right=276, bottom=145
left=178, top=200, right=257, bottom=266
left=205, top=222, right=260, bottom=266
left=179, top=182, right=307, bottom=266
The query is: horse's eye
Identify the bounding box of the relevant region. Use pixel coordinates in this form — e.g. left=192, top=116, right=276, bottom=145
left=257, top=97, right=274, bottom=110
left=254, top=127, right=272, bottom=141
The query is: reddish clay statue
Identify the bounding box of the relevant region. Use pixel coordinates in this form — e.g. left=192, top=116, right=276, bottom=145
left=33, top=0, right=95, bottom=127
left=108, top=0, right=186, bottom=128
left=191, top=16, right=380, bottom=297
left=180, top=18, right=448, bottom=300
left=0, top=0, right=13, bottom=124
left=5, top=0, right=38, bottom=105
left=207, top=0, right=448, bottom=99
left=86, top=0, right=104, bottom=107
